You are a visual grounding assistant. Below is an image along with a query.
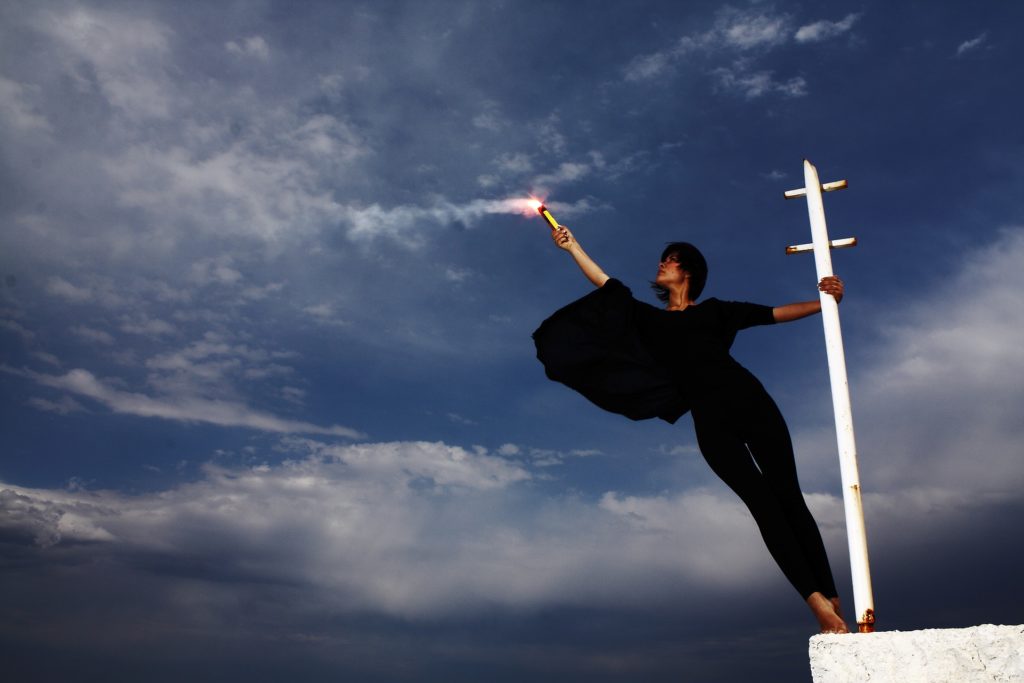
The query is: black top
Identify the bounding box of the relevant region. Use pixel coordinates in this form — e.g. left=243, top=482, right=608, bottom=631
left=634, top=286, right=776, bottom=400
left=533, top=279, right=776, bottom=423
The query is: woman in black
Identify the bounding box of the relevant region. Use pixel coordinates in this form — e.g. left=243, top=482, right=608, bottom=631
left=548, top=225, right=849, bottom=633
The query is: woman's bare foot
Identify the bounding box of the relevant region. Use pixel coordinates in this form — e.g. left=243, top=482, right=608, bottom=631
left=807, top=592, right=850, bottom=633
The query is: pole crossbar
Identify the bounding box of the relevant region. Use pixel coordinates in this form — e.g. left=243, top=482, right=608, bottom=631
left=786, top=237, right=858, bottom=255
left=785, top=159, right=875, bottom=633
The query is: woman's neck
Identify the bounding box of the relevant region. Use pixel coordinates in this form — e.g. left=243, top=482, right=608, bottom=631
left=665, top=284, right=694, bottom=311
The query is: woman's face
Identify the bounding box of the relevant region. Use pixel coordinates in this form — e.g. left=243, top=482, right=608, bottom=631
left=656, top=253, right=687, bottom=287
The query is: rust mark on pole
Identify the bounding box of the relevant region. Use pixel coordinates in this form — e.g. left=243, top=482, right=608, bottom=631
left=859, top=608, right=876, bottom=633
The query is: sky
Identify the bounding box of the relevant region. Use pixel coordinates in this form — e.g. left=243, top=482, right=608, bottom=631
left=1, top=1, right=1023, bottom=680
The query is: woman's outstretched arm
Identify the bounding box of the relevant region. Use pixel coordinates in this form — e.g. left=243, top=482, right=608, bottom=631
left=772, top=276, right=844, bottom=323
left=551, top=225, right=611, bottom=288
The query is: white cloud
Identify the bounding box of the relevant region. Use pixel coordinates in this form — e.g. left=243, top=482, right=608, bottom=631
left=45, top=276, right=127, bottom=308
left=226, top=35, right=270, bottom=61
left=656, top=444, right=701, bottom=457
left=531, top=161, right=592, bottom=190
left=720, top=10, right=790, bottom=49
left=495, top=152, right=533, bottom=174
left=0, top=441, right=780, bottom=618
left=849, top=227, right=1024, bottom=496
left=623, top=7, right=792, bottom=82
left=120, top=315, right=176, bottom=337
left=0, top=431, right=1018, bottom=623
left=4, top=7, right=377, bottom=272
left=32, top=351, right=62, bottom=366
left=714, top=65, right=807, bottom=99
left=955, top=32, right=988, bottom=57
left=239, top=281, right=286, bottom=301
left=39, top=6, right=174, bottom=120
left=291, top=114, right=365, bottom=160
left=472, top=102, right=506, bottom=132
left=794, top=13, right=861, bottom=43
left=537, top=116, right=568, bottom=156
left=143, top=333, right=298, bottom=396
left=28, top=395, right=87, bottom=415
left=301, top=302, right=347, bottom=326
left=71, top=325, right=116, bottom=346
left=0, top=76, right=52, bottom=136
left=105, top=133, right=357, bottom=243
left=623, top=51, right=675, bottom=82
left=189, top=257, right=243, bottom=287
left=297, top=438, right=531, bottom=491
left=1, top=318, right=35, bottom=342
left=318, top=73, right=345, bottom=99
left=46, top=277, right=96, bottom=303
left=280, top=386, right=306, bottom=406
left=303, top=303, right=335, bottom=318
left=444, top=266, right=472, bottom=283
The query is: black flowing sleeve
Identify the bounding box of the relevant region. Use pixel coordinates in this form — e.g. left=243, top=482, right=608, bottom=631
left=532, top=279, right=689, bottom=424
left=718, top=299, right=777, bottom=331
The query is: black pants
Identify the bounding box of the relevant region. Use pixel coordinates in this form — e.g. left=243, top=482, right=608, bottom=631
left=692, top=386, right=838, bottom=600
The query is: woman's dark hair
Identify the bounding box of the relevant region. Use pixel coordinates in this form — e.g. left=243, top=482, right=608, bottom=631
left=650, top=242, right=708, bottom=303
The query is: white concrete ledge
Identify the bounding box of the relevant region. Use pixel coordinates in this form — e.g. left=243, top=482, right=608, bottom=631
left=809, top=624, right=1024, bottom=682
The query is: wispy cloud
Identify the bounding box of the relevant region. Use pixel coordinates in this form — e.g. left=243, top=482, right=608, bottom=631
left=623, top=7, right=794, bottom=83
left=5, top=366, right=364, bottom=438
left=720, top=9, right=790, bottom=49
left=955, top=32, right=988, bottom=57
left=37, top=6, right=175, bottom=120
left=472, top=100, right=506, bottom=131
left=105, top=118, right=367, bottom=243
left=70, top=325, right=116, bottom=346
left=794, top=13, right=860, bottom=43
left=0, top=76, right=53, bottom=135
left=27, top=395, right=88, bottom=415
left=623, top=8, right=858, bottom=99
left=495, top=152, right=533, bottom=174
left=119, top=315, right=176, bottom=338
left=46, top=277, right=108, bottom=304
left=225, top=35, right=271, bottom=61
left=1, top=318, right=36, bottom=342
left=530, top=162, right=592, bottom=191
left=713, top=64, right=807, bottom=99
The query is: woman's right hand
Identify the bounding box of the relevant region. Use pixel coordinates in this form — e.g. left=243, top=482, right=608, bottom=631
left=552, top=225, right=576, bottom=251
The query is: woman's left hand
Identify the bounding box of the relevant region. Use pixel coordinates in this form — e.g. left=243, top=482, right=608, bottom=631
left=818, top=275, right=844, bottom=303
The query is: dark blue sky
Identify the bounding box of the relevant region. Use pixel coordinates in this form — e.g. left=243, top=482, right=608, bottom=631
left=2, top=1, right=1023, bottom=680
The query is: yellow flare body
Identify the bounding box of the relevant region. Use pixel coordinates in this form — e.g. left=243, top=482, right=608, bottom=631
left=538, top=205, right=559, bottom=231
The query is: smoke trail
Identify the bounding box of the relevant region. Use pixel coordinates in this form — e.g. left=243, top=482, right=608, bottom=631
left=343, top=196, right=596, bottom=245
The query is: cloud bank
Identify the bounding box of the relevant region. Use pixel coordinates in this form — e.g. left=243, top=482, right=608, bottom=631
left=5, top=227, right=1024, bottom=624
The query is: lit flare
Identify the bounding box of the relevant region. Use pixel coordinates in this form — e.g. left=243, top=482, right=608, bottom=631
left=535, top=202, right=560, bottom=231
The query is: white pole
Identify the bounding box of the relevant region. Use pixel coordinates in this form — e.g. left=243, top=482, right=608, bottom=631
left=798, top=159, right=875, bottom=633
